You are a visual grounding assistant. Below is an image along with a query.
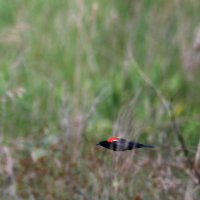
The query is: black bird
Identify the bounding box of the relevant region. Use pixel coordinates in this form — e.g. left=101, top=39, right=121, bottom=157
left=96, top=137, right=154, bottom=151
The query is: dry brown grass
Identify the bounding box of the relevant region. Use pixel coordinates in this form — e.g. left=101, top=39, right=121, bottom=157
left=0, top=100, right=200, bottom=200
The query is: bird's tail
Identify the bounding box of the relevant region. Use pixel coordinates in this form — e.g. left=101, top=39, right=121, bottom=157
left=142, top=144, right=154, bottom=148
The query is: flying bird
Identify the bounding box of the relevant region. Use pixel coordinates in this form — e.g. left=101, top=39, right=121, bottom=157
left=96, top=137, right=154, bottom=151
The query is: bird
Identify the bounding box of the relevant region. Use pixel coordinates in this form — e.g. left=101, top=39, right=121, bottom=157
left=96, top=137, right=154, bottom=151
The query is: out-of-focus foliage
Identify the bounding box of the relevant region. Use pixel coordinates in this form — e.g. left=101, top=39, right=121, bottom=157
left=0, top=0, right=200, bottom=199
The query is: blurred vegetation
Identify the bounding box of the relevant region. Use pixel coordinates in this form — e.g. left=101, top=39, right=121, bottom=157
left=0, top=0, right=200, bottom=199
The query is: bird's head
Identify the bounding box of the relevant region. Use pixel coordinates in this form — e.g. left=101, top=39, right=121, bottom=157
left=96, top=140, right=109, bottom=148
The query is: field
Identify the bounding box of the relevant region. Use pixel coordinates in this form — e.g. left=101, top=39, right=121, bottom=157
left=0, top=0, right=200, bottom=199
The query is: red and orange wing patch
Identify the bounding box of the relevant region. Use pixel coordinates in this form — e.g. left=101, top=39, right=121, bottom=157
left=107, top=137, right=120, bottom=142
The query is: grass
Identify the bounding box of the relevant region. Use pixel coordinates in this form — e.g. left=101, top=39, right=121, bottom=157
left=0, top=0, right=200, bottom=199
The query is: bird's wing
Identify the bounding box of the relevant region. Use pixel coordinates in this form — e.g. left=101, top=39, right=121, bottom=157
left=110, top=138, right=128, bottom=151
left=107, top=137, right=120, bottom=142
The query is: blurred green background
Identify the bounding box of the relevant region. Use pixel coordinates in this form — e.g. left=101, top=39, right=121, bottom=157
left=0, top=0, right=200, bottom=199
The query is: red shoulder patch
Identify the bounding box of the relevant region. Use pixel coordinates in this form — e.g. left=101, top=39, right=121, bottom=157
left=107, top=137, right=120, bottom=142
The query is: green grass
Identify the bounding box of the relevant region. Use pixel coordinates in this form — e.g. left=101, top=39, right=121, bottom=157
left=0, top=0, right=200, bottom=199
